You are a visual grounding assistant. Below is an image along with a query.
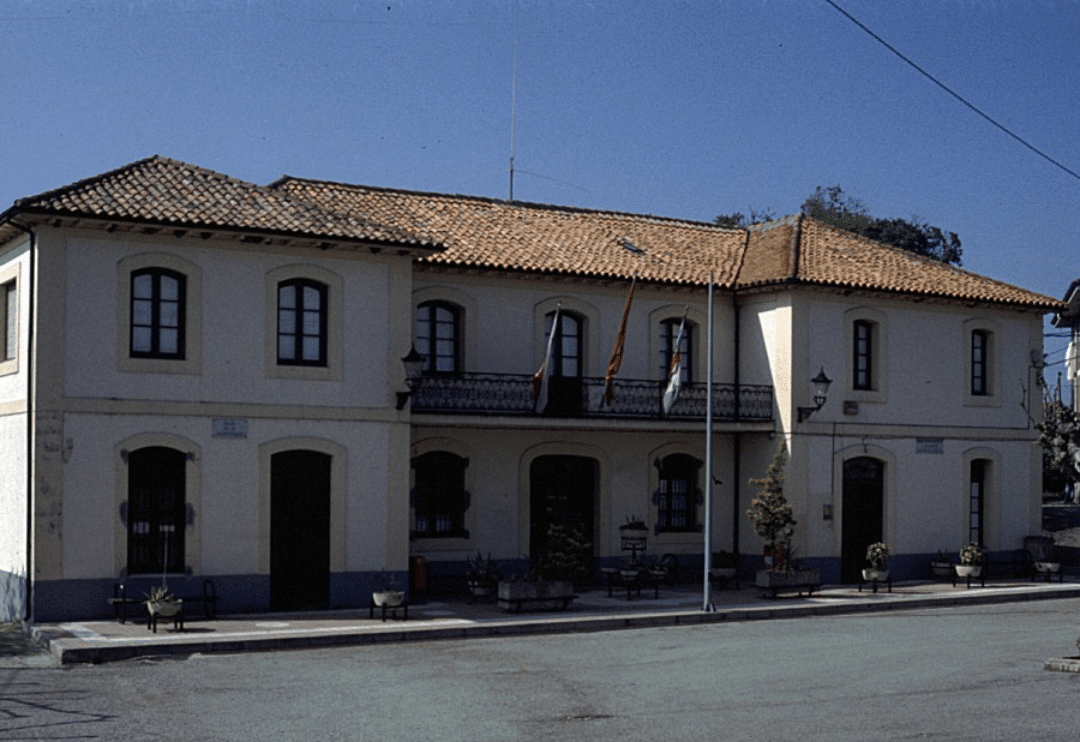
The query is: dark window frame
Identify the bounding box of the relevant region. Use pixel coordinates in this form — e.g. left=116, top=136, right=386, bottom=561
left=654, top=453, right=701, bottom=533
left=411, top=451, right=470, bottom=539
left=277, top=278, right=328, bottom=366
left=416, top=300, right=461, bottom=376
left=659, top=317, right=693, bottom=383
left=853, top=319, right=873, bottom=391
left=130, top=268, right=186, bottom=360
left=547, top=310, right=582, bottom=378
left=971, top=329, right=989, bottom=396
left=2, top=279, right=15, bottom=362
left=127, top=446, right=186, bottom=575
left=969, top=459, right=987, bottom=546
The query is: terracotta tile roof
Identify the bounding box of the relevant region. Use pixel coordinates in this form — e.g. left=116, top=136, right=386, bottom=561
left=1, top=156, right=438, bottom=249
left=1, top=157, right=1061, bottom=312
left=273, top=178, right=747, bottom=286
left=791, top=217, right=1060, bottom=309
left=276, top=178, right=1062, bottom=311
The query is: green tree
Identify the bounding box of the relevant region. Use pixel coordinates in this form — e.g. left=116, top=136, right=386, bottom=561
left=746, top=441, right=796, bottom=566
left=800, top=185, right=962, bottom=265
left=713, top=207, right=776, bottom=229
left=1036, top=397, right=1080, bottom=488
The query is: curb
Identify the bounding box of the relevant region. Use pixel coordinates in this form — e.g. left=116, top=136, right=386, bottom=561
left=37, top=583, right=1080, bottom=665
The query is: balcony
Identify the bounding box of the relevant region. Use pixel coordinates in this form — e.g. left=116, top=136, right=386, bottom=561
left=409, top=373, right=773, bottom=422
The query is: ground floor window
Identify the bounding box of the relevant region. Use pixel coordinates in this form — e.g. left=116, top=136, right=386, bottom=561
left=654, top=453, right=701, bottom=532
left=127, top=446, right=186, bottom=574
left=412, top=451, right=469, bottom=538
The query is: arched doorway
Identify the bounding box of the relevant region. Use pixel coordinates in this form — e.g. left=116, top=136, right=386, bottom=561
left=529, top=455, right=597, bottom=581
left=270, top=450, right=331, bottom=610
left=841, top=456, right=884, bottom=583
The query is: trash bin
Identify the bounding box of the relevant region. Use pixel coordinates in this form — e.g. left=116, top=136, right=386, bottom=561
left=409, top=555, right=428, bottom=596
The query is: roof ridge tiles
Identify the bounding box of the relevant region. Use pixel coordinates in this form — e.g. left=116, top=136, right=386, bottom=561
left=273, top=176, right=746, bottom=233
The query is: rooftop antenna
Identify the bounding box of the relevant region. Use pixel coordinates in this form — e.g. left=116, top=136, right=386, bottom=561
left=509, top=0, right=518, bottom=201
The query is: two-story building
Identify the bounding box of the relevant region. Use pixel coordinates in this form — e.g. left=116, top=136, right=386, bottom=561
left=0, top=156, right=1063, bottom=621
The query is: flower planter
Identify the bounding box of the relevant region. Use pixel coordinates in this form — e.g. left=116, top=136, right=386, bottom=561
left=1035, top=561, right=1061, bottom=574
left=497, top=580, right=576, bottom=612
left=372, top=590, right=405, bottom=608
left=147, top=599, right=182, bottom=617
left=954, top=564, right=981, bottom=578
left=931, top=561, right=953, bottom=579
left=861, top=568, right=889, bottom=582
left=756, top=568, right=821, bottom=598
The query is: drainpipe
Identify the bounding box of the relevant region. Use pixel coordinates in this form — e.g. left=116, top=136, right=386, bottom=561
left=732, top=290, right=741, bottom=557
left=9, top=220, right=35, bottom=622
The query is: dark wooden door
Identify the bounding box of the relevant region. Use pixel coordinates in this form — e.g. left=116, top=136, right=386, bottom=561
left=841, top=457, right=884, bottom=583
left=270, top=450, right=331, bottom=610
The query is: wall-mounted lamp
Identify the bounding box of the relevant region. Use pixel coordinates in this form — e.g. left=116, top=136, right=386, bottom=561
left=395, top=346, right=426, bottom=410
left=797, top=367, right=832, bottom=422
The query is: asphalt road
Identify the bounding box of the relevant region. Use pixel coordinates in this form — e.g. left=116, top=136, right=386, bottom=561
left=1, top=598, right=1078, bottom=741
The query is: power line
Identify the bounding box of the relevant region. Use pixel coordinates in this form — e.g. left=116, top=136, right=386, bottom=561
left=823, top=0, right=1080, bottom=183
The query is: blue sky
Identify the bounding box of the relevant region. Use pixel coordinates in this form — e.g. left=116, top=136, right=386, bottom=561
left=3, top=0, right=1078, bottom=370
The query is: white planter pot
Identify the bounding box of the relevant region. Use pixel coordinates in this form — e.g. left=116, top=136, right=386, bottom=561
left=955, top=564, right=982, bottom=578
left=147, top=599, right=182, bottom=617
left=372, top=590, right=405, bottom=607
left=1035, top=561, right=1061, bottom=574
left=862, top=568, right=889, bottom=582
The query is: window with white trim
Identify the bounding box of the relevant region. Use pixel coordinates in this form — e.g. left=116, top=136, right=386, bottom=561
left=277, top=278, right=327, bottom=366
left=2, top=279, right=15, bottom=363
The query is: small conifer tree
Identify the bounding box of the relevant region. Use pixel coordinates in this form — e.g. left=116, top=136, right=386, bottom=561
left=746, top=441, right=796, bottom=568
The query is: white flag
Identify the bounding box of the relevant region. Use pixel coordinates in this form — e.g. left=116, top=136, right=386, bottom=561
left=662, top=310, right=687, bottom=415
left=533, top=306, right=560, bottom=413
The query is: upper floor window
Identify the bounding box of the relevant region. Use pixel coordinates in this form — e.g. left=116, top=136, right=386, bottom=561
left=853, top=319, right=874, bottom=391
left=655, top=453, right=701, bottom=532
left=659, top=317, right=693, bottom=383
left=416, top=301, right=460, bottom=376
left=547, top=310, right=582, bottom=378
left=971, top=330, right=989, bottom=396
left=131, top=269, right=185, bottom=359
left=412, top=451, right=469, bottom=539
left=2, top=279, right=15, bottom=362
left=277, top=279, right=327, bottom=366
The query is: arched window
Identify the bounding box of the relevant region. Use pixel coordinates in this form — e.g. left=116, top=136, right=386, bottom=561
left=131, top=268, right=186, bottom=359
left=412, top=451, right=469, bottom=538
left=277, top=278, right=327, bottom=366
left=659, top=317, right=693, bottom=383
left=127, top=447, right=186, bottom=574
left=852, top=319, right=874, bottom=391
left=655, top=453, right=701, bottom=531
left=547, top=310, right=582, bottom=378
left=416, top=301, right=461, bottom=375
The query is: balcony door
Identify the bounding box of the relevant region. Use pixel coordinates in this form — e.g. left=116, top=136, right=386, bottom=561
left=544, top=311, right=583, bottom=416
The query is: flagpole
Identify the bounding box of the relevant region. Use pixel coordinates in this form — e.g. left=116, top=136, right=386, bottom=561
left=703, top=272, right=714, bottom=612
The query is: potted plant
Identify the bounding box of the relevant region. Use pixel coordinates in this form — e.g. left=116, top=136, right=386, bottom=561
left=710, top=550, right=739, bottom=580
left=144, top=584, right=182, bottom=618
left=746, top=442, right=820, bottom=596
left=930, top=550, right=952, bottom=579
left=466, top=551, right=499, bottom=597
left=956, top=542, right=984, bottom=578
left=862, top=542, right=890, bottom=582
left=372, top=570, right=405, bottom=608
left=619, top=514, right=648, bottom=534
left=497, top=523, right=587, bottom=611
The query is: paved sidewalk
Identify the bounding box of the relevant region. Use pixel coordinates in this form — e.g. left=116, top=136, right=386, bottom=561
left=24, top=577, right=1080, bottom=666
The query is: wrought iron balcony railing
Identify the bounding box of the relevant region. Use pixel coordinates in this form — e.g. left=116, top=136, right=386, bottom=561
left=410, top=373, right=773, bottom=422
